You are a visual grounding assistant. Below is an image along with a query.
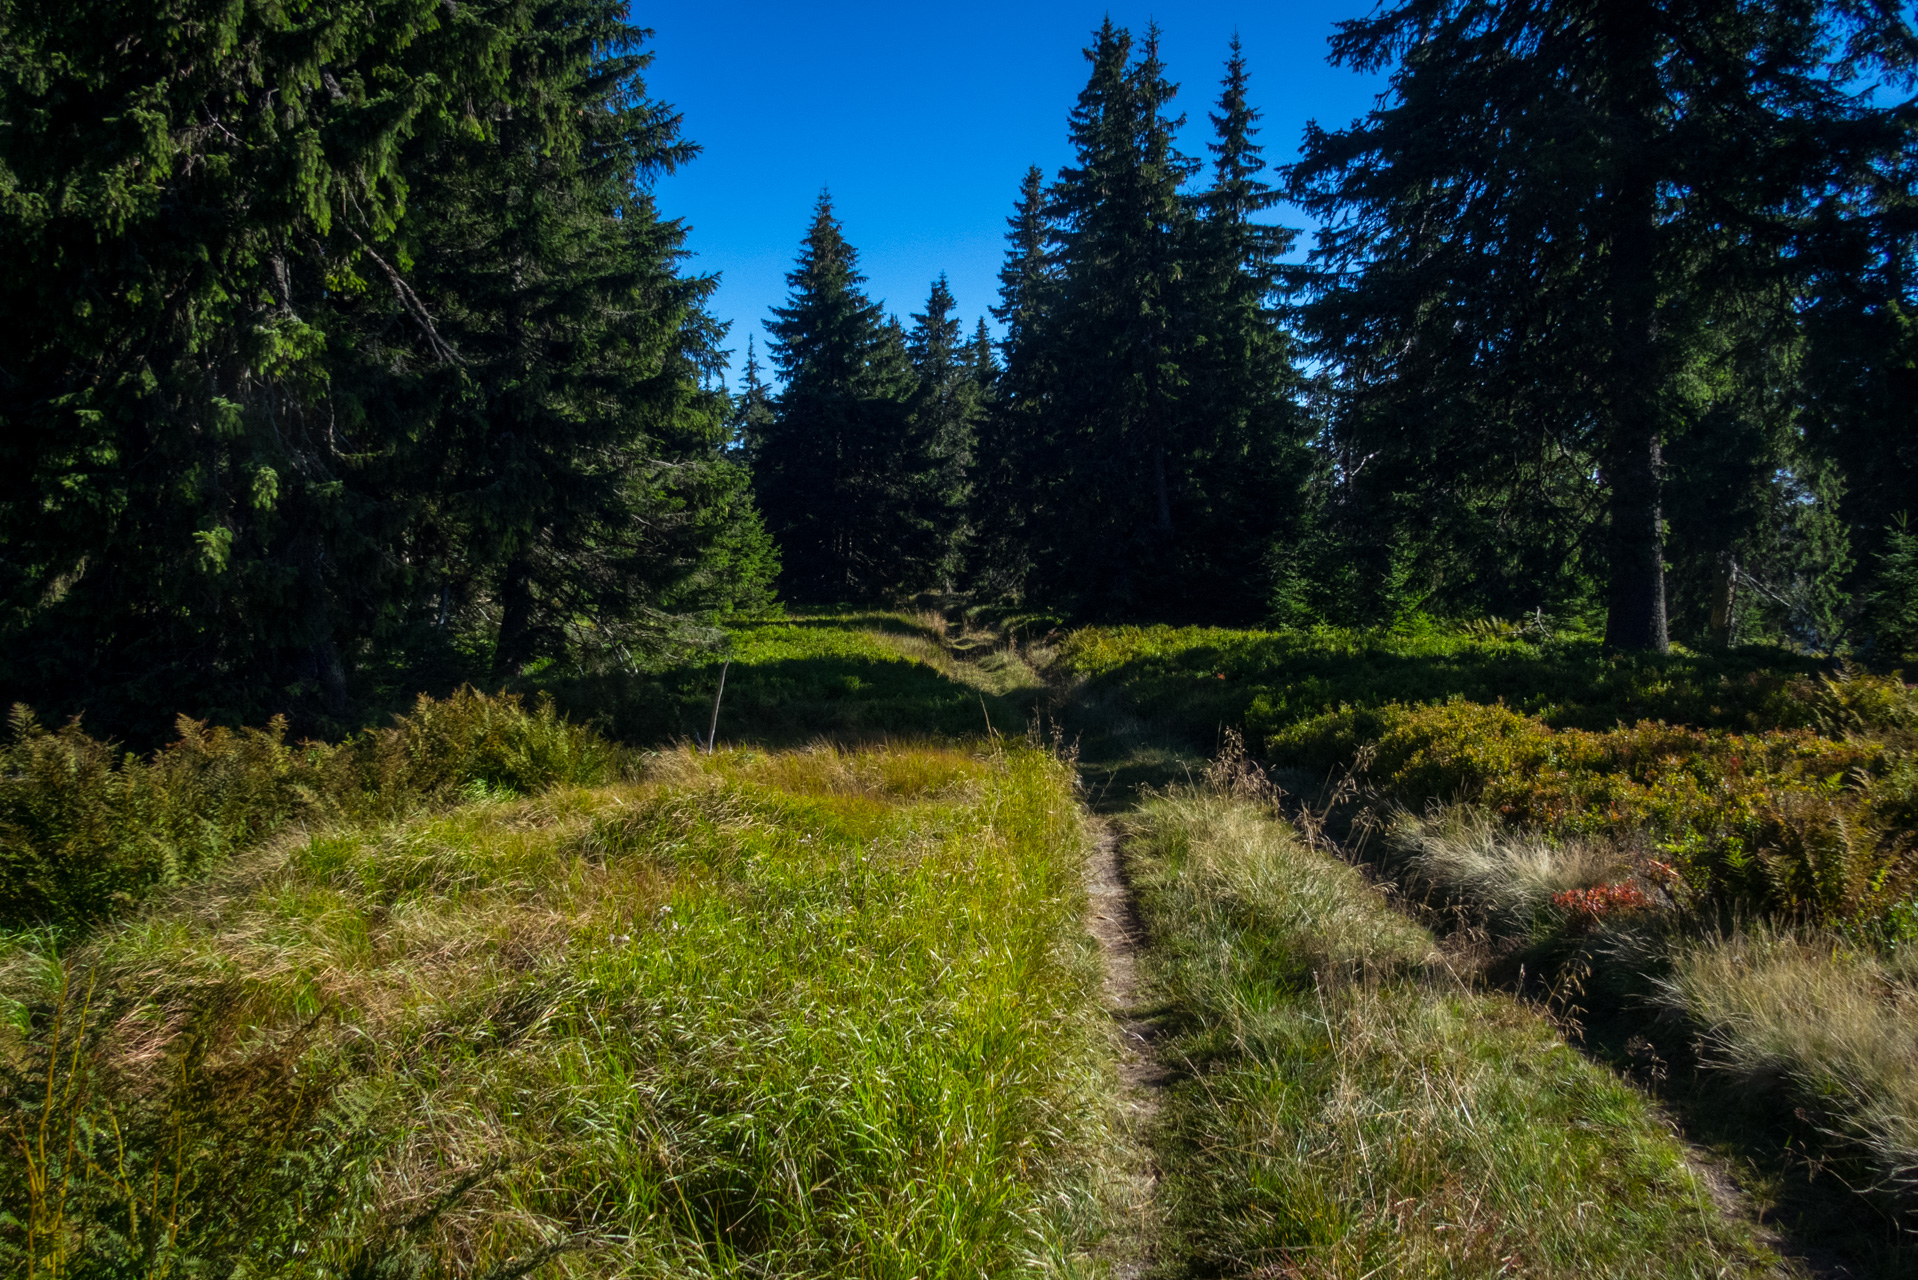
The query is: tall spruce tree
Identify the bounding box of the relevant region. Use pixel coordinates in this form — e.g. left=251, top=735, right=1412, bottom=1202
left=391, top=1, right=775, bottom=681
left=1030, top=20, right=1199, bottom=613
left=973, top=166, right=1056, bottom=597
left=1288, top=0, right=1905, bottom=649
left=979, top=26, right=1307, bottom=620
left=0, top=0, right=773, bottom=738
left=760, top=195, right=934, bottom=601
left=1174, top=37, right=1313, bottom=619
left=904, top=276, right=979, bottom=587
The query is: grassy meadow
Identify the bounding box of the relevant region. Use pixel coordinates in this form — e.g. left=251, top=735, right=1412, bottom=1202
left=1, top=738, right=1117, bottom=1277
left=1123, top=785, right=1780, bottom=1279
left=541, top=612, right=1047, bottom=748
left=7, top=608, right=1918, bottom=1276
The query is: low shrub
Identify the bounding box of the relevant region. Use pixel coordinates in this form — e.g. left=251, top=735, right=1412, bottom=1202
left=1272, top=696, right=1915, bottom=923
left=1050, top=622, right=1826, bottom=748
left=0, top=689, right=622, bottom=932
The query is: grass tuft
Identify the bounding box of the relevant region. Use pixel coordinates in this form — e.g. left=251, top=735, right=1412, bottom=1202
left=1656, top=925, right=1918, bottom=1214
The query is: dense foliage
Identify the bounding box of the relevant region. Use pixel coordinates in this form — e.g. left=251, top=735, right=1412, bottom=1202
left=1053, top=619, right=1918, bottom=925
left=970, top=25, right=1312, bottom=621
left=749, top=199, right=980, bottom=602
left=705, top=4, right=1916, bottom=654
left=1280, top=0, right=1913, bottom=651
left=0, top=0, right=773, bottom=743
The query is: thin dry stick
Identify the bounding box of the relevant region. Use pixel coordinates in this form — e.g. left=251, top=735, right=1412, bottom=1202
left=703, top=660, right=730, bottom=755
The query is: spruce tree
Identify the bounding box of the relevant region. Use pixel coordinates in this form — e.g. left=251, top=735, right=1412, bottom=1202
left=733, top=337, right=777, bottom=466
left=973, top=166, right=1056, bottom=597
left=0, top=0, right=476, bottom=734
left=1288, top=0, right=1905, bottom=649
left=904, top=276, right=979, bottom=587
left=1033, top=20, right=1199, bottom=613
left=1175, top=37, right=1312, bottom=620
left=760, top=194, right=925, bottom=601
left=0, top=0, right=775, bottom=737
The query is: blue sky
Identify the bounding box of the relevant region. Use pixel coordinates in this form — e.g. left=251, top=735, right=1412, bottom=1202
left=639, top=2, right=1388, bottom=387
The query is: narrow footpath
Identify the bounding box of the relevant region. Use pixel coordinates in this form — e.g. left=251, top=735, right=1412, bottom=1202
left=1084, top=820, right=1164, bottom=1278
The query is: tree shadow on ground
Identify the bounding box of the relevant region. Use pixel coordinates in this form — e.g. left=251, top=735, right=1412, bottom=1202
left=773, top=612, right=943, bottom=640
left=544, top=652, right=1043, bottom=750
left=1558, top=1001, right=1918, bottom=1280
left=1078, top=636, right=1826, bottom=757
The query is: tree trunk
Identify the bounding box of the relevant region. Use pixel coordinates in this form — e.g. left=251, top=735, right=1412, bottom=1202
left=1709, top=552, right=1738, bottom=646
left=492, top=556, right=535, bottom=682
left=1602, top=429, right=1668, bottom=652
left=1598, top=13, right=1669, bottom=655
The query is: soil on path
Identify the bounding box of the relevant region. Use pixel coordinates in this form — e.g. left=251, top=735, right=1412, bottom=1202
left=1085, top=820, right=1164, bottom=1278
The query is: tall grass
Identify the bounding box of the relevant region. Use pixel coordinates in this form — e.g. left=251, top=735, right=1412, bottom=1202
left=1123, top=788, right=1779, bottom=1278
left=0, top=688, right=623, bottom=932
left=1371, top=803, right=1918, bottom=1251
left=1380, top=805, right=1634, bottom=937
left=1656, top=927, right=1918, bottom=1220
left=1, top=742, right=1117, bottom=1277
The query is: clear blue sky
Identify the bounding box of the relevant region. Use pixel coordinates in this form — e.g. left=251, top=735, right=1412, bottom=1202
left=639, top=2, right=1388, bottom=387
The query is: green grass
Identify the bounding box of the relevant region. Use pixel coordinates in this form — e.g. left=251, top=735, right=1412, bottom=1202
left=1122, top=787, right=1782, bottom=1279
left=0, top=741, right=1119, bottom=1277
left=0, top=688, right=626, bottom=934
left=543, top=612, right=1046, bottom=748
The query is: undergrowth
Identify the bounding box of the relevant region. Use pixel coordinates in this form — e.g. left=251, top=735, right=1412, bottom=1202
left=1372, top=803, right=1918, bottom=1251
left=1051, top=621, right=1825, bottom=747
left=0, top=688, right=622, bottom=934
left=1270, top=688, right=1917, bottom=924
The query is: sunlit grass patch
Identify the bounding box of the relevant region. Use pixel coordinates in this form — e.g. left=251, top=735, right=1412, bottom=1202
left=1124, top=789, right=1779, bottom=1279
left=0, top=742, right=1114, bottom=1277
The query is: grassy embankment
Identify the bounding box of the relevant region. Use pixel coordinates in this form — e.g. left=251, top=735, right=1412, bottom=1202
left=1125, top=782, right=1779, bottom=1278
left=1, top=738, right=1113, bottom=1276
left=4, top=608, right=1883, bottom=1275
left=1053, top=620, right=1918, bottom=1260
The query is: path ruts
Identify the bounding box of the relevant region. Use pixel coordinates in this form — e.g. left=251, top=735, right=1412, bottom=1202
left=1085, top=820, right=1163, bottom=1278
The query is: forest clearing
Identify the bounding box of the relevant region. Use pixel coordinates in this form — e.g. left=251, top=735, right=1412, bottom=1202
left=4, top=611, right=1915, bottom=1276
left=6, top=0, right=1918, bottom=1273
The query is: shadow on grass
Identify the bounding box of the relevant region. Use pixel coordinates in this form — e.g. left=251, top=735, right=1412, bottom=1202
left=773, top=613, right=943, bottom=640
left=1565, top=1002, right=1918, bottom=1280
left=543, top=652, right=1044, bottom=750
left=1048, top=688, right=1210, bottom=815
left=1075, top=635, right=1826, bottom=755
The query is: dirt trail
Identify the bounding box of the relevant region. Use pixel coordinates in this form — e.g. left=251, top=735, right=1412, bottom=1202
left=1084, top=819, right=1163, bottom=1277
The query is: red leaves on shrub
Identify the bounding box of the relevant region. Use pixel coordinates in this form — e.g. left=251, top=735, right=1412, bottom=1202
left=1552, top=882, right=1652, bottom=926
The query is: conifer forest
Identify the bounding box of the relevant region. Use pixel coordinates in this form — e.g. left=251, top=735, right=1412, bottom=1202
left=7, top=1, right=1918, bottom=1277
